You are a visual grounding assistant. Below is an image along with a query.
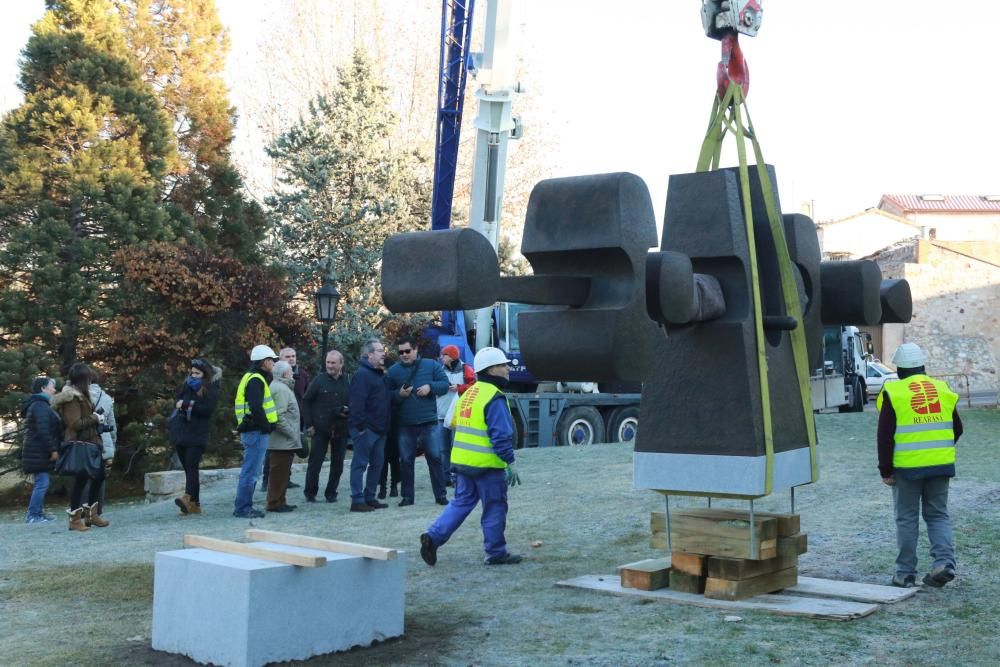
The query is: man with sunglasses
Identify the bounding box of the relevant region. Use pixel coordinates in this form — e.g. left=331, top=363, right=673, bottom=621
left=386, top=335, right=450, bottom=507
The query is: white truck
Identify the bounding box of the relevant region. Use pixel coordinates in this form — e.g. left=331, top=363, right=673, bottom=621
left=810, top=325, right=873, bottom=412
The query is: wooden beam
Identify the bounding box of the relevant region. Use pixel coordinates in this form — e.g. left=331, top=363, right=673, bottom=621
left=669, top=509, right=778, bottom=560
left=245, top=530, right=397, bottom=560
left=669, top=569, right=706, bottom=594
left=779, top=532, right=808, bottom=557
left=653, top=509, right=799, bottom=537
left=707, top=550, right=798, bottom=581
left=184, top=535, right=326, bottom=568
left=618, top=558, right=670, bottom=591
left=704, top=567, right=798, bottom=601
left=555, top=575, right=878, bottom=621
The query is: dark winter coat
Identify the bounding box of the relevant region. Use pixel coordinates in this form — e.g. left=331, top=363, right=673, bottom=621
left=172, top=367, right=222, bottom=449
left=348, top=360, right=391, bottom=435
left=302, top=371, right=350, bottom=434
left=386, top=358, right=450, bottom=426
left=20, top=394, right=62, bottom=474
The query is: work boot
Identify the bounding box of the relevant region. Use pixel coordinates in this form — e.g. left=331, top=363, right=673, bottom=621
left=175, top=494, right=193, bottom=515
left=891, top=574, right=916, bottom=588
left=350, top=503, right=375, bottom=513
left=83, top=502, right=110, bottom=528
left=923, top=565, right=956, bottom=588
left=67, top=508, right=89, bottom=532
left=485, top=553, right=523, bottom=565
left=420, top=533, right=438, bottom=566
left=367, top=500, right=388, bottom=509
left=189, top=500, right=202, bottom=514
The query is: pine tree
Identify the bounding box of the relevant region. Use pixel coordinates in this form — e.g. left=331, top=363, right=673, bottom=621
left=0, top=0, right=179, bottom=384
left=266, top=48, right=432, bottom=354
left=116, top=0, right=267, bottom=261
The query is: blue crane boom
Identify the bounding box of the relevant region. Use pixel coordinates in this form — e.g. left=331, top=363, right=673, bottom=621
left=431, top=0, right=477, bottom=231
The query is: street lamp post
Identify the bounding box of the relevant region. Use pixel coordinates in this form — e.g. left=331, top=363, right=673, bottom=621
left=314, top=277, right=341, bottom=365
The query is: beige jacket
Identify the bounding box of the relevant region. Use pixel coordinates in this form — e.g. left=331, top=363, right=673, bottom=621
left=268, top=376, right=301, bottom=451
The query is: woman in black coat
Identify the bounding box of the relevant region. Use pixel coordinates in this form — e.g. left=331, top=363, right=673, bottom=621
left=21, top=376, right=62, bottom=524
left=170, top=358, right=220, bottom=515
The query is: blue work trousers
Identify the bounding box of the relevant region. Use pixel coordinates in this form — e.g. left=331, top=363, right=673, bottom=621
left=892, top=474, right=955, bottom=578
left=427, top=468, right=509, bottom=561
left=398, top=422, right=447, bottom=502
left=28, top=471, right=50, bottom=518
left=234, top=431, right=268, bottom=514
left=349, top=429, right=385, bottom=504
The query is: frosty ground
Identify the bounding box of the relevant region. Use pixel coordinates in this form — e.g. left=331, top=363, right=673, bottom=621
left=2, top=411, right=999, bottom=666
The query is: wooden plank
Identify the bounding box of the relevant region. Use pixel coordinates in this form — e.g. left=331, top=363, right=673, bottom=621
left=669, top=569, right=706, bottom=594
left=555, top=575, right=878, bottom=621
left=671, top=552, right=707, bottom=577
left=653, top=510, right=799, bottom=537
left=650, top=533, right=667, bottom=550
left=789, top=576, right=918, bottom=604
left=184, top=535, right=326, bottom=568
left=618, top=558, right=670, bottom=591
left=670, top=509, right=778, bottom=560
left=245, top=529, right=397, bottom=560
left=705, top=567, right=798, bottom=601
left=707, top=550, right=798, bottom=581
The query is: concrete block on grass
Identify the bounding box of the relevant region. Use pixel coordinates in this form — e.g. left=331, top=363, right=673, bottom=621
left=152, top=542, right=405, bottom=666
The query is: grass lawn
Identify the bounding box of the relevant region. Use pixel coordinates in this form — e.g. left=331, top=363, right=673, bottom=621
left=1, top=410, right=998, bottom=666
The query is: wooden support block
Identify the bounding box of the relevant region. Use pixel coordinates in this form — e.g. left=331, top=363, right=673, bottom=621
left=669, top=509, right=778, bottom=560
left=245, top=529, right=397, bottom=560
left=183, top=535, right=327, bottom=568
left=651, top=533, right=667, bottom=550
left=671, top=552, right=708, bottom=577
left=704, top=566, right=798, bottom=601
left=618, top=558, right=671, bottom=591
left=778, top=533, right=808, bottom=557
left=669, top=568, right=706, bottom=594
left=652, top=510, right=799, bottom=537
left=707, top=550, right=798, bottom=581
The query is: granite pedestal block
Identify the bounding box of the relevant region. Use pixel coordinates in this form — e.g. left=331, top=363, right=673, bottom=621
left=152, top=542, right=405, bottom=666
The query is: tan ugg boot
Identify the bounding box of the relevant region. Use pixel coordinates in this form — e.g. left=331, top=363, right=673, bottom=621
left=189, top=500, right=202, bottom=514
left=83, top=502, right=110, bottom=528
left=175, top=494, right=193, bottom=515
left=67, top=508, right=89, bottom=532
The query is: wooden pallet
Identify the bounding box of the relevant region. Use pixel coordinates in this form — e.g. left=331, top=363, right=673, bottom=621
left=556, top=574, right=913, bottom=621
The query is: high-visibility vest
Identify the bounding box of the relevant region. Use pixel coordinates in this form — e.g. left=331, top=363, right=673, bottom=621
left=877, top=375, right=958, bottom=470
left=234, top=372, right=278, bottom=426
left=451, top=381, right=508, bottom=470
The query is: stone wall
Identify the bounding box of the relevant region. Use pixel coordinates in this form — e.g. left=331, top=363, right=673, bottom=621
left=872, top=241, right=1000, bottom=393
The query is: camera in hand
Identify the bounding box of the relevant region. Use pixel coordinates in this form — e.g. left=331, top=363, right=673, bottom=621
left=401, top=384, right=412, bottom=391
left=95, top=407, right=115, bottom=434
left=338, top=405, right=350, bottom=417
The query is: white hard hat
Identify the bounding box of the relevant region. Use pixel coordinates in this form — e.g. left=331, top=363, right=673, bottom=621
left=892, top=343, right=926, bottom=369
left=473, top=347, right=510, bottom=373
left=250, top=344, right=279, bottom=362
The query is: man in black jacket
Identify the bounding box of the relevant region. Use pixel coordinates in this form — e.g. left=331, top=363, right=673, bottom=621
left=21, top=376, right=61, bottom=524
left=348, top=339, right=391, bottom=512
left=302, top=349, right=350, bottom=502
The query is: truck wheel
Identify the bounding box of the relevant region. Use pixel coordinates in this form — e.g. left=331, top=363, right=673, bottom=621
left=607, top=406, right=639, bottom=443
left=850, top=378, right=866, bottom=412
left=557, top=406, right=605, bottom=446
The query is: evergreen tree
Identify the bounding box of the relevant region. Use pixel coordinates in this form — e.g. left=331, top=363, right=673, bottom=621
left=0, top=0, right=179, bottom=384
left=266, top=48, right=432, bottom=354
left=116, top=0, right=267, bottom=261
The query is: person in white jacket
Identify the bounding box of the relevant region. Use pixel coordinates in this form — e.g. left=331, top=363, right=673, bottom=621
left=87, top=378, right=117, bottom=514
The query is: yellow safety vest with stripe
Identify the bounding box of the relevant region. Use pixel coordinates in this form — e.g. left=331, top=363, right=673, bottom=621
left=877, top=375, right=957, bottom=470
left=234, top=372, right=278, bottom=427
left=451, top=382, right=508, bottom=470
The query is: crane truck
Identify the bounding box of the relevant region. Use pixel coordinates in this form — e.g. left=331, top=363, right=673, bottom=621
left=810, top=325, right=874, bottom=412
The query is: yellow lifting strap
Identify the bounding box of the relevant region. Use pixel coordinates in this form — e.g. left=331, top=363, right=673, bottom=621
left=696, top=82, right=819, bottom=493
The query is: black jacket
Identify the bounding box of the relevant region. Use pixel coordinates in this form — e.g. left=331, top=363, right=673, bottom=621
left=20, top=394, right=62, bottom=474
left=348, top=360, right=391, bottom=435
left=302, top=372, right=350, bottom=434
left=173, top=377, right=221, bottom=448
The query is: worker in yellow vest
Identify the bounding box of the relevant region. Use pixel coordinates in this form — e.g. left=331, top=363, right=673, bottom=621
left=233, top=344, right=280, bottom=519
left=420, top=347, right=522, bottom=566
left=877, top=342, right=963, bottom=588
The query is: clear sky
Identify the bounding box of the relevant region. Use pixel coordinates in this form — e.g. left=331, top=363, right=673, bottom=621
left=2, top=1, right=996, bottom=223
